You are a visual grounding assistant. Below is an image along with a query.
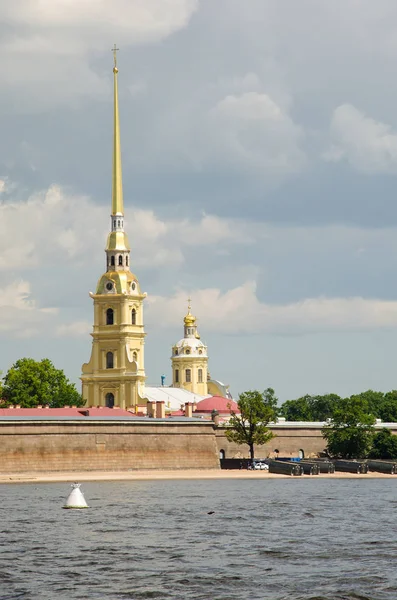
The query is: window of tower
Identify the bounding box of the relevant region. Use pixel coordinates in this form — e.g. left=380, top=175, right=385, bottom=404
left=118, top=220, right=120, bottom=227
left=105, top=392, right=115, bottom=408
left=175, top=369, right=179, bottom=383
left=118, top=255, right=123, bottom=266
left=133, top=351, right=137, bottom=362
left=106, top=352, right=114, bottom=369
left=113, top=220, right=116, bottom=228
left=131, top=308, right=136, bottom=325
left=111, top=255, right=115, bottom=267
left=106, top=308, right=114, bottom=325
left=185, top=369, right=191, bottom=383
left=198, top=369, right=203, bottom=383
left=126, top=256, right=129, bottom=266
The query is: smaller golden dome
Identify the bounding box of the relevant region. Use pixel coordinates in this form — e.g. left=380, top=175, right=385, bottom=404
left=184, top=298, right=196, bottom=326
left=184, top=311, right=196, bottom=326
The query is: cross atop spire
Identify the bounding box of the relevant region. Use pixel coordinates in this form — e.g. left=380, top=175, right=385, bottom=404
left=112, top=44, right=119, bottom=71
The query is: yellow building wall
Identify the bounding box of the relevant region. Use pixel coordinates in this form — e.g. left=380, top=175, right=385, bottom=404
left=81, top=290, right=146, bottom=409
left=171, top=357, right=208, bottom=396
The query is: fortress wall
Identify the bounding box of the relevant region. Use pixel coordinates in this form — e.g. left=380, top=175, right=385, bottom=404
left=216, top=423, right=397, bottom=458
left=0, top=419, right=220, bottom=473
left=217, top=425, right=337, bottom=459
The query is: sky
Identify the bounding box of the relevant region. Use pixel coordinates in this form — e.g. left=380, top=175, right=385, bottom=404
left=2, top=0, right=397, bottom=402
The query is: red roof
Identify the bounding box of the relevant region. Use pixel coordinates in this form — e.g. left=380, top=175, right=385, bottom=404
left=169, top=409, right=185, bottom=417
left=0, top=407, right=134, bottom=417
left=194, top=396, right=239, bottom=414
left=0, top=408, right=83, bottom=417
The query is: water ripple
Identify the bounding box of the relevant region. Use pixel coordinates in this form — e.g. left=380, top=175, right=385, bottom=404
left=0, top=479, right=396, bottom=599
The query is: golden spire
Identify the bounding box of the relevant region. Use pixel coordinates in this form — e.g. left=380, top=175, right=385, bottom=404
left=105, top=45, right=130, bottom=255
left=111, top=44, right=123, bottom=216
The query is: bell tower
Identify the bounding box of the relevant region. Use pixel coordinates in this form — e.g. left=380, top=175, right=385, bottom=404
left=81, top=46, right=146, bottom=409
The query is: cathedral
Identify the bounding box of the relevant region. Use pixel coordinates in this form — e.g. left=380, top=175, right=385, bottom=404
left=81, top=50, right=229, bottom=411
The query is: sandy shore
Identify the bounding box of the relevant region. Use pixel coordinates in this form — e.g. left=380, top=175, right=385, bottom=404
left=0, top=469, right=396, bottom=484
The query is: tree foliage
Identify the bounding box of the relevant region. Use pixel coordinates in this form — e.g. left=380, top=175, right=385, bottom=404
left=262, top=387, right=279, bottom=420
left=2, top=358, right=83, bottom=408
left=225, top=390, right=275, bottom=460
left=322, top=396, right=376, bottom=459
left=280, top=394, right=341, bottom=421
left=369, top=428, right=397, bottom=460
left=280, top=389, right=397, bottom=423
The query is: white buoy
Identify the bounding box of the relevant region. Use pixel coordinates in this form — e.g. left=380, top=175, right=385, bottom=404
left=63, top=483, right=89, bottom=509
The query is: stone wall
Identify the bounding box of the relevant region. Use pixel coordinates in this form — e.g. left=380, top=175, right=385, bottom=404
left=215, top=423, right=397, bottom=459
left=0, top=418, right=220, bottom=473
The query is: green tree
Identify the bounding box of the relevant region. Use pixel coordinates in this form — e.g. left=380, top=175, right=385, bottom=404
left=322, top=396, right=375, bottom=459
left=225, top=390, right=275, bottom=461
left=280, top=393, right=341, bottom=421
left=310, top=394, right=341, bottom=421
left=2, top=358, right=83, bottom=408
left=262, top=387, right=279, bottom=420
left=350, top=390, right=384, bottom=417
left=378, top=391, right=397, bottom=422
left=280, top=395, right=313, bottom=421
left=369, top=428, right=397, bottom=460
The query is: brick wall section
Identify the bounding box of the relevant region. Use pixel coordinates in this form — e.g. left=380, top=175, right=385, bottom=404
left=0, top=419, right=220, bottom=473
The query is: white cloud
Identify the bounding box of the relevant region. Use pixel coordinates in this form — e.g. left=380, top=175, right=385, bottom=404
left=325, top=103, right=397, bottom=173
left=56, top=321, right=92, bottom=338
left=206, top=92, right=306, bottom=174
left=0, top=0, right=198, bottom=109
left=0, top=280, right=58, bottom=338
left=147, top=90, right=307, bottom=179
left=0, top=183, right=247, bottom=273
left=147, top=281, right=397, bottom=334
left=5, top=0, right=198, bottom=40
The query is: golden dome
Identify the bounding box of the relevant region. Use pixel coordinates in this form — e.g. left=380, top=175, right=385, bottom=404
left=184, top=311, right=196, bottom=327
left=184, top=299, right=196, bottom=327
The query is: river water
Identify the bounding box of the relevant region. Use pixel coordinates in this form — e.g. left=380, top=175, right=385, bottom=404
left=0, top=478, right=396, bottom=600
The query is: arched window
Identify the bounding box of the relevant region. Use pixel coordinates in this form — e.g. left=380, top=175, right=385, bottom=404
left=105, top=393, right=115, bottom=408
left=131, top=308, right=136, bottom=325
left=133, top=351, right=137, bottom=362
left=106, top=352, right=114, bottom=369
left=106, top=308, right=114, bottom=325
left=198, top=369, right=203, bottom=383
left=175, top=369, right=179, bottom=383
left=110, top=255, right=115, bottom=267
left=185, top=369, right=191, bottom=383
left=118, top=255, right=123, bottom=266
left=126, top=256, right=129, bottom=266
left=118, top=220, right=120, bottom=227
left=113, top=220, right=116, bottom=228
